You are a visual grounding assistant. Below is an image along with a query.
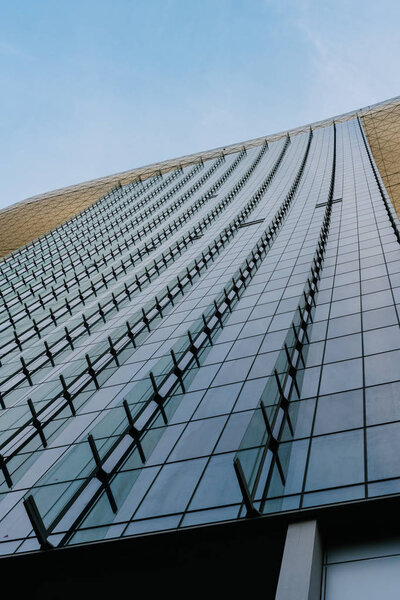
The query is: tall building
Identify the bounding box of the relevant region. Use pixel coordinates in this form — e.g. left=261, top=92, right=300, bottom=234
left=1, top=96, right=400, bottom=598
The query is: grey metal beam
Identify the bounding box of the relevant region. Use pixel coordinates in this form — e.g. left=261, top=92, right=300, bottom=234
left=275, top=520, right=322, bottom=600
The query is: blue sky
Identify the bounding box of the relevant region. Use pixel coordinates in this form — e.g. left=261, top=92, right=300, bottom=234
left=1, top=0, right=399, bottom=210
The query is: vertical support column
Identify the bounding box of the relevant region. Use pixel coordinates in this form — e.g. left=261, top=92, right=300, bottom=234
left=275, top=520, right=322, bottom=600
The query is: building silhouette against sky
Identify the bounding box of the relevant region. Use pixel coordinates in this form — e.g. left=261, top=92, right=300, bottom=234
left=1, top=96, right=400, bottom=598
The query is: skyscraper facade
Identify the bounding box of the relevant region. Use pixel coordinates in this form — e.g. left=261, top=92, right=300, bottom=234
left=1, top=96, right=400, bottom=598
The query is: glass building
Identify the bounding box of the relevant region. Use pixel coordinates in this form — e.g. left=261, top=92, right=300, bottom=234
left=1, top=96, right=400, bottom=598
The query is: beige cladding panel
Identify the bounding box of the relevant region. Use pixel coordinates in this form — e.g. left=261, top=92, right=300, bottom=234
left=0, top=185, right=112, bottom=257
left=0, top=171, right=154, bottom=258
left=361, top=102, right=400, bottom=219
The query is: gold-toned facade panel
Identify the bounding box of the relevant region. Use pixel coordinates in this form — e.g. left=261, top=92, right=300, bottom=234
left=0, top=182, right=115, bottom=258
left=362, top=101, right=400, bottom=219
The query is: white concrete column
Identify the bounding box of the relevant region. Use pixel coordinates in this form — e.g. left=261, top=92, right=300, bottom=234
left=275, top=520, right=322, bottom=600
